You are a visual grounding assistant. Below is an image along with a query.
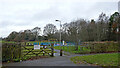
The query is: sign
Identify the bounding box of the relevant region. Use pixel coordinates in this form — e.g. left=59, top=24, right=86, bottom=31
left=34, top=42, right=40, bottom=50
left=63, top=40, right=64, bottom=45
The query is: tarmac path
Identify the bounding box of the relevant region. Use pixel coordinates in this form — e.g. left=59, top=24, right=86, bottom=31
left=2, top=49, right=100, bottom=67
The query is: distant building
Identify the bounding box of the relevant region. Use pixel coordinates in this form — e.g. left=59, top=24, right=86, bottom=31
left=118, top=1, right=120, bottom=13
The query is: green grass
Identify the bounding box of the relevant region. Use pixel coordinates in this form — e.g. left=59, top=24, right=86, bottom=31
left=26, top=41, right=57, bottom=45
left=1, top=41, right=16, bottom=43
left=54, top=43, right=119, bottom=54
left=54, top=46, right=90, bottom=53
left=71, top=53, right=119, bottom=66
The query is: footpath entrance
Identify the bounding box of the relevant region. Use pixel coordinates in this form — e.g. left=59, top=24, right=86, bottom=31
left=2, top=42, right=91, bottom=67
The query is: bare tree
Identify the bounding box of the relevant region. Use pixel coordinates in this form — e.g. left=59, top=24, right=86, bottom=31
left=96, top=13, right=109, bottom=41
left=43, top=24, right=57, bottom=39
left=31, top=27, right=41, bottom=41
left=61, top=23, right=69, bottom=41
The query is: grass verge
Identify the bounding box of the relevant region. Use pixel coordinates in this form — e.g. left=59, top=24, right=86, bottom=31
left=71, top=53, right=119, bottom=66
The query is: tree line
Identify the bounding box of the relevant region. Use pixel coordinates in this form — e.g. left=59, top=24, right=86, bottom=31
left=4, top=12, right=120, bottom=43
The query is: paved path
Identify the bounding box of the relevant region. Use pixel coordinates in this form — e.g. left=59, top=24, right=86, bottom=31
left=2, top=50, right=91, bottom=66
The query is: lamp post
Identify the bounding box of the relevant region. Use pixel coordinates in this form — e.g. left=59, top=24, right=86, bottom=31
left=55, top=20, right=62, bottom=56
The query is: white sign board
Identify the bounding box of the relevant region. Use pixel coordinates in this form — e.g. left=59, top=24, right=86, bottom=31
left=63, top=40, right=64, bottom=45
left=34, top=45, right=40, bottom=50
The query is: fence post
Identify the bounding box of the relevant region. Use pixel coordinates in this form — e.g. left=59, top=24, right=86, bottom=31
left=12, top=43, right=14, bottom=61
left=51, top=44, right=54, bottom=57
left=60, top=49, right=62, bottom=56
left=80, top=46, right=83, bottom=51
left=43, top=45, right=45, bottom=56
left=19, top=42, right=21, bottom=60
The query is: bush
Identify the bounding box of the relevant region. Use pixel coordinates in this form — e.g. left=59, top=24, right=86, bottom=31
left=89, top=42, right=119, bottom=53
left=13, top=59, right=20, bottom=62
left=2, top=43, right=21, bottom=62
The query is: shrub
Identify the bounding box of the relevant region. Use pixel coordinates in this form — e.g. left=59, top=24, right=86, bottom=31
left=2, top=43, right=21, bottom=62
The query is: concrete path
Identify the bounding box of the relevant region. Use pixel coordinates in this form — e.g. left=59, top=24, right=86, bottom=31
left=2, top=49, right=91, bottom=66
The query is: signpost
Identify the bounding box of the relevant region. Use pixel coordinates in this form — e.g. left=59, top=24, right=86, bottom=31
left=63, top=40, right=65, bottom=54
left=63, top=40, right=64, bottom=45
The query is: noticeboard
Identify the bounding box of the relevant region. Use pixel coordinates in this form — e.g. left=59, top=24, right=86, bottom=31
left=34, top=42, right=40, bottom=50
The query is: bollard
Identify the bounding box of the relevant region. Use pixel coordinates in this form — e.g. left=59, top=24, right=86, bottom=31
left=60, top=49, right=62, bottom=56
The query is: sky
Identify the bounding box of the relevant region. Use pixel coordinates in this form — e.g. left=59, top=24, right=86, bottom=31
left=0, top=0, right=119, bottom=38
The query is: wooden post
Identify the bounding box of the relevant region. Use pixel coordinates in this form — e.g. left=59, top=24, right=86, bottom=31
left=25, top=42, right=26, bottom=46
left=19, top=43, right=21, bottom=60
left=27, top=43, right=29, bottom=45
left=51, top=44, right=54, bottom=57
left=80, top=46, right=83, bottom=51
left=60, top=49, right=62, bottom=56
left=12, top=44, right=14, bottom=61
left=43, top=45, right=45, bottom=56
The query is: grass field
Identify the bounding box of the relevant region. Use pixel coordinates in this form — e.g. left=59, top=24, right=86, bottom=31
left=54, top=42, right=119, bottom=54
left=71, top=53, right=119, bottom=66
left=25, top=41, right=57, bottom=45
left=54, top=46, right=92, bottom=53
left=1, top=41, right=15, bottom=43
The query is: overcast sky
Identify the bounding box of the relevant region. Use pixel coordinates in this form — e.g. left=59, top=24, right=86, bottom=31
left=0, top=0, right=119, bottom=38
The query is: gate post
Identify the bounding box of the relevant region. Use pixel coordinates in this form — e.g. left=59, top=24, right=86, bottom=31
left=60, top=49, right=62, bottom=56
left=18, top=42, right=21, bottom=60
left=51, top=43, right=54, bottom=57
left=80, top=46, right=83, bottom=51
